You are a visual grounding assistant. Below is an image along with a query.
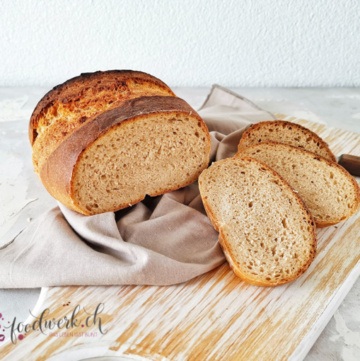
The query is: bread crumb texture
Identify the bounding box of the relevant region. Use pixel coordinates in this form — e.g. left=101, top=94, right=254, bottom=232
left=238, top=120, right=335, bottom=161
left=73, top=114, right=209, bottom=214
left=237, top=142, right=360, bottom=227
left=199, top=157, right=316, bottom=286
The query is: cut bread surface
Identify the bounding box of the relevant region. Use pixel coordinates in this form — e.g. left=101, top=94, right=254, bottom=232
left=237, top=142, right=360, bottom=227
left=30, top=70, right=175, bottom=173
left=73, top=114, right=208, bottom=214
left=40, top=96, right=210, bottom=215
left=199, top=157, right=316, bottom=286
left=238, top=120, right=336, bottom=162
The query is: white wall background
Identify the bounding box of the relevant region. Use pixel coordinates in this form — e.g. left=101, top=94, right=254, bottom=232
left=1, top=0, right=359, bottom=87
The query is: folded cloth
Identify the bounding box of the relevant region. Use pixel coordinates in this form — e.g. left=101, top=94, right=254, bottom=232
left=0, top=86, right=274, bottom=288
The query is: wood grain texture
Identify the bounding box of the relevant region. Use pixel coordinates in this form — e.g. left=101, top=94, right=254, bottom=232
left=1, top=118, right=359, bottom=361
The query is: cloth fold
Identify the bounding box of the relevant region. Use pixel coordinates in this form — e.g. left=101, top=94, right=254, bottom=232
left=0, top=86, right=274, bottom=288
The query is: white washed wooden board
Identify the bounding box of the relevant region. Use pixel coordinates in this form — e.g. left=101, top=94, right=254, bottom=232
left=1, top=119, right=359, bottom=361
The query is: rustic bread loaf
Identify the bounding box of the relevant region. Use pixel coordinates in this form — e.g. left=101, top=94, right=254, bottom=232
left=29, top=70, right=211, bottom=215
left=30, top=70, right=175, bottom=173
left=237, top=142, right=360, bottom=227
left=40, top=96, right=211, bottom=215
left=198, top=157, right=316, bottom=286
left=238, top=120, right=336, bottom=162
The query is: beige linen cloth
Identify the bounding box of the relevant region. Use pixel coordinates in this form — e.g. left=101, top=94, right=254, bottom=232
left=0, top=86, right=274, bottom=288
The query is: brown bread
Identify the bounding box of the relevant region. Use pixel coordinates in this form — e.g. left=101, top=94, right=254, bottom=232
left=40, top=96, right=211, bottom=215
left=237, top=142, right=360, bottom=227
left=199, top=157, right=316, bottom=286
left=30, top=70, right=211, bottom=215
left=30, top=70, right=175, bottom=173
left=238, top=120, right=336, bottom=162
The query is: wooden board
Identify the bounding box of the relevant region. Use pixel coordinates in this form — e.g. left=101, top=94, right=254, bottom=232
left=1, top=118, right=359, bottom=361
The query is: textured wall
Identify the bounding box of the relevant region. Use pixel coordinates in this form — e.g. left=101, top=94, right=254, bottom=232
left=1, top=0, right=359, bottom=87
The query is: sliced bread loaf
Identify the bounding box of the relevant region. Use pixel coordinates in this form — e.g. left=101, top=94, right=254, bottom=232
left=238, top=120, right=336, bottom=161
left=30, top=70, right=175, bottom=173
left=237, top=142, right=360, bottom=227
left=198, top=157, right=316, bottom=286
left=40, top=96, right=211, bottom=215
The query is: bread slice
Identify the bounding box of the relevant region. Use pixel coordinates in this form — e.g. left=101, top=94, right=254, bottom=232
left=40, top=96, right=211, bottom=215
left=198, top=157, right=316, bottom=286
left=237, top=142, right=360, bottom=227
left=30, top=70, right=175, bottom=173
left=238, top=120, right=336, bottom=162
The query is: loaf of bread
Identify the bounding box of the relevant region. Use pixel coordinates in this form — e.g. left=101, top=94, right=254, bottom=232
left=198, top=157, right=317, bottom=286
left=29, top=70, right=176, bottom=173
left=238, top=120, right=336, bottom=162
left=237, top=142, right=360, bottom=227
left=30, top=71, right=211, bottom=215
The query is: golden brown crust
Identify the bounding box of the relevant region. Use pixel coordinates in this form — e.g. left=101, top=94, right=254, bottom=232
left=199, top=156, right=317, bottom=287
left=238, top=120, right=336, bottom=162
left=29, top=70, right=175, bottom=145
left=40, top=96, right=209, bottom=215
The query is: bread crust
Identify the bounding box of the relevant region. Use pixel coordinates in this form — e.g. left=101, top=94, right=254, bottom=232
left=29, top=70, right=175, bottom=145
left=199, top=157, right=317, bottom=286
left=40, top=96, right=210, bottom=215
left=238, top=120, right=336, bottom=162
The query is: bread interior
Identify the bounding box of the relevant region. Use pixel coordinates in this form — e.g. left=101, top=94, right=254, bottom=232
left=200, top=158, right=315, bottom=285
left=239, top=121, right=334, bottom=161
left=239, top=144, right=359, bottom=226
left=72, top=113, right=209, bottom=214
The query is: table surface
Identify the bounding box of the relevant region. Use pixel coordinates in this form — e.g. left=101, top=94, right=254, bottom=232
left=0, top=86, right=359, bottom=360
